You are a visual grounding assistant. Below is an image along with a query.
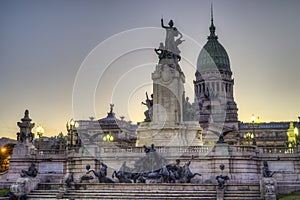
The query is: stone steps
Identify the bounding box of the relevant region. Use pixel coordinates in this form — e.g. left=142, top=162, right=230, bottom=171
left=277, top=181, right=300, bottom=194
left=224, top=190, right=263, bottom=200
left=66, top=193, right=216, bottom=199
left=28, top=190, right=216, bottom=200
left=27, top=183, right=263, bottom=200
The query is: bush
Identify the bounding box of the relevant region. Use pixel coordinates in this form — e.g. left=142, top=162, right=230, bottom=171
left=0, top=188, right=10, bottom=197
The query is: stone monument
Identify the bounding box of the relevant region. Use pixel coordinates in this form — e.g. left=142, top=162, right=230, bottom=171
left=7, top=110, right=37, bottom=182
left=10, top=163, right=40, bottom=199
left=136, top=19, right=203, bottom=148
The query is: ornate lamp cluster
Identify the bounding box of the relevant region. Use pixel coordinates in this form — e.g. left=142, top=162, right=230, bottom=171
left=244, top=114, right=260, bottom=145
left=102, top=133, right=114, bottom=142
left=66, top=119, right=81, bottom=149
left=287, top=118, right=300, bottom=148
left=36, top=125, right=44, bottom=149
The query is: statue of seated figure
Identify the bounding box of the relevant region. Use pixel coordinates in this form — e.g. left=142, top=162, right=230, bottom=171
left=20, top=163, right=38, bottom=178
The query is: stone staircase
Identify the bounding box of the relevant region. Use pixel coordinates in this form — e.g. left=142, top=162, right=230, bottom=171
left=224, top=190, right=262, bottom=200
left=224, top=184, right=263, bottom=200
left=277, top=181, right=300, bottom=194
left=27, top=183, right=263, bottom=200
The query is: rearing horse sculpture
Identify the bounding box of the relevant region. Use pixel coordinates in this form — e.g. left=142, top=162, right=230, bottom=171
left=86, top=162, right=115, bottom=183
left=181, top=161, right=201, bottom=183
left=160, top=165, right=176, bottom=183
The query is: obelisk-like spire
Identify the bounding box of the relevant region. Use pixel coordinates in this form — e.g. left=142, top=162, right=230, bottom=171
left=208, top=3, right=218, bottom=40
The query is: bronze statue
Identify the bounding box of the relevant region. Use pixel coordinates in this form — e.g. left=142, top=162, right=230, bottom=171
left=180, top=161, right=201, bottom=183
left=65, top=173, right=74, bottom=188
left=216, top=164, right=229, bottom=189
left=262, top=161, right=275, bottom=178
left=159, top=165, right=176, bottom=183
left=86, top=163, right=115, bottom=183
left=208, top=129, right=234, bottom=143
left=216, top=175, right=229, bottom=189
left=20, top=163, right=38, bottom=178
left=112, top=162, right=132, bottom=183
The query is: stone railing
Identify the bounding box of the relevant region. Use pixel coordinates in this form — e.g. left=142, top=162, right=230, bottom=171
left=35, top=149, right=67, bottom=159
left=260, top=147, right=298, bottom=154
left=102, top=146, right=213, bottom=157
left=231, top=145, right=300, bottom=156
left=231, top=145, right=257, bottom=156
left=234, top=145, right=256, bottom=152
left=37, top=149, right=66, bottom=155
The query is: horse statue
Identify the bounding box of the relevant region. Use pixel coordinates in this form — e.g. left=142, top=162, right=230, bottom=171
left=112, top=170, right=132, bottom=183
left=112, top=161, right=132, bottom=183
left=86, top=163, right=114, bottom=183
left=180, top=161, right=201, bottom=183
left=159, top=165, right=176, bottom=183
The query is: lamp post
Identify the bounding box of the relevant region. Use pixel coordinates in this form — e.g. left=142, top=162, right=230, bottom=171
left=297, top=116, right=300, bottom=146
left=294, top=126, right=299, bottom=146
left=66, top=119, right=80, bottom=149
left=244, top=132, right=254, bottom=145
left=36, top=125, right=44, bottom=149
left=0, top=147, right=6, bottom=154
left=103, top=133, right=114, bottom=142
left=57, top=132, right=64, bottom=151
left=250, top=114, right=260, bottom=146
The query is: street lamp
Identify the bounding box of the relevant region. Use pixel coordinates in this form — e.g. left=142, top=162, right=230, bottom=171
left=66, top=119, right=81, bottom=149
left=36, top=125, right=44, bottom=149
left=244, top=132, right=254, bottom=145
left=294, top=127, right=299, bottom=146
left=57, top=132, right=65, bottom=151
left=1, top=147, right=7, bottom=154
left=250, top=114, right=260, bottom=145
left=0, top=147, right=8, bottom=172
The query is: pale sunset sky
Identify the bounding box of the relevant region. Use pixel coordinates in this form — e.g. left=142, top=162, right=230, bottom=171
left=0, top=0, right=299, bottom=139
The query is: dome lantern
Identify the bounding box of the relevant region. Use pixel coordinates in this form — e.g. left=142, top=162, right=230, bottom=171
left=197, top=4, right=231, bottom=72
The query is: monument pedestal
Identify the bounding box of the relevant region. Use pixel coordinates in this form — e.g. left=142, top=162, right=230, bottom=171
left=7, top=143, right=37, bottom=182
left=216, top=188, right=225, bottom=200
left=260, top=177, right=277, bottom=200
left=66, top=146, right=102, bottom=182
left=10, top=177, right=40, bottom=197
left=136, top=121, right=202, bottom=147
left=212, top=143, right=230, bottom=157
left=136, top=60, right=203, bottom=147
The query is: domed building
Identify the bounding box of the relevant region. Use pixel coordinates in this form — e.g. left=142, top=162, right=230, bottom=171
left=194, top=9, right=238, bottom=131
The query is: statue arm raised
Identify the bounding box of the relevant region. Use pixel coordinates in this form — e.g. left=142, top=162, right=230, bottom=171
left=161, top=18, right=168, bottom=29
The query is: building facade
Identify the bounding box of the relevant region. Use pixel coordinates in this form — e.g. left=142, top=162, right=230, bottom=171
left=76, top=105, right=137, bottom=147
left=239, top=121, right=300, bottom=150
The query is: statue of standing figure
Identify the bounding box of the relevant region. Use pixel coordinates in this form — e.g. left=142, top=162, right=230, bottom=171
left=142, top=92, right=153, bottom=122
left=161, top=18, right=184, bottom=56
left=183, top=97, right=195, bottom=121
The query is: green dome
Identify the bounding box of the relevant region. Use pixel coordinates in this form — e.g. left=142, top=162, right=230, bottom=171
left=197, top=17, right=230, bottom=72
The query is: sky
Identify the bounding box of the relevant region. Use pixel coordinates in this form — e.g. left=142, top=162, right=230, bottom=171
left=0, top=0, right=300, bottom=139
